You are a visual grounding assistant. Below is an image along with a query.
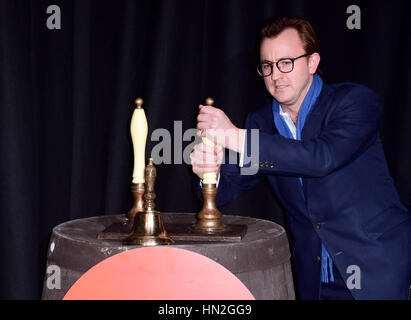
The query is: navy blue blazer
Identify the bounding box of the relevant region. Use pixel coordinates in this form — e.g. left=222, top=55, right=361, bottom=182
left=210, top=82, right=411, bottom=299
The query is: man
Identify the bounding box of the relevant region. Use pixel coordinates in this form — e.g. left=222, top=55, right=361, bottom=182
left=190, top=16, right=411, bottom=300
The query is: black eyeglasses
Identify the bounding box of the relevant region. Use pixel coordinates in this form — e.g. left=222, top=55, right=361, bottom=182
left=257, top=53, right=310, bottom=76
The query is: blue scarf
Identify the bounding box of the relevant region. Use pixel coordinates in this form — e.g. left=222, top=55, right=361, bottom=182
left=272, top=74, right=334, bottom=283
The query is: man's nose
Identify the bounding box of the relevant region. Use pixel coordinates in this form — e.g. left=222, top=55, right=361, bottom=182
left=271, top=65, right=282, bottom=81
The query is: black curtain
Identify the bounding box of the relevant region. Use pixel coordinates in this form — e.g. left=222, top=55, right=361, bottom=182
left=0, top=0, right=410, bottom=299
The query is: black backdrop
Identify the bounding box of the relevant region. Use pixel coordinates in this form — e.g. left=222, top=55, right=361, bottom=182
left=0, top=0, right=410, bottom=299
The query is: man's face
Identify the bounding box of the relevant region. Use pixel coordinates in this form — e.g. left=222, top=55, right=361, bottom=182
left=260, top=28, right=320, bottom=110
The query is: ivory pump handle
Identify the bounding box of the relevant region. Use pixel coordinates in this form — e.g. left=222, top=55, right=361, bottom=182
left=202, top=97, right=217, bottom=184
left=131, top=98, right=148, bottom=184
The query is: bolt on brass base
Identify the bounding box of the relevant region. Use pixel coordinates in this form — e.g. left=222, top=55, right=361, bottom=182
left=192, top=183, right=226, bottom=232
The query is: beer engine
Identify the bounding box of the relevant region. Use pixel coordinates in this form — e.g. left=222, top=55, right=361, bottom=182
left=192, top=98, right=226, bottom=232
left=164, top=98, right=247, bottom=241
left=98, top=98, right=149, bottom=239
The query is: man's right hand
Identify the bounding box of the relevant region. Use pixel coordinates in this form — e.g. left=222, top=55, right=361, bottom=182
left=190, top=141, right=223, bottom=180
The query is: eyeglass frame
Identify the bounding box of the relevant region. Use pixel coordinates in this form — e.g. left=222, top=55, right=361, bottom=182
left=257, top=53, right=311, bottom=76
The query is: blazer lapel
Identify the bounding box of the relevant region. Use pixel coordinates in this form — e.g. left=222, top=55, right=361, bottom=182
left=301, top=84, right=331, bottom=140
left=300, top=84, right=332, bottom=200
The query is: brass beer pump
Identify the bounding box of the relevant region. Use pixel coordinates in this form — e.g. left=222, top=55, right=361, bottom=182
left=97, top=98, right=147, bottom=239
left=123, top=158, right=174, bottom=246
left=126, top=98, right=148, bottom=231
left=192, top=98, right=226, bottom=232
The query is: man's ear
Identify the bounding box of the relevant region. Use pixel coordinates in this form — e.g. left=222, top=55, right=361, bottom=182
left=308, top=53, right=320, bottom=74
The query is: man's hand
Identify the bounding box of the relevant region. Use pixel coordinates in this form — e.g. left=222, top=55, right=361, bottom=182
left=196, top=104, right=246, bottom=153
left=190, top=141, right=223, bottom=180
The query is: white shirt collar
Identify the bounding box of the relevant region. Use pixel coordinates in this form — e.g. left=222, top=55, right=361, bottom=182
left=278, top=104, right=297, bottom=139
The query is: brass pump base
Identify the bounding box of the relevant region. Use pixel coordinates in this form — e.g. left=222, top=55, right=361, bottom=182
left=96, top=183, right=144, bottom=239
left=192, top=183, right=226, bottom=232
left=121, top=182, right=145, bottom=232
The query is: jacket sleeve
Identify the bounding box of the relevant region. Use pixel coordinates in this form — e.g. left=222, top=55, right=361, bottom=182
left=243, top=85, right=382, bottom=177
left=215, top=163, right=264, bottom=206
left=193, top=153, right=265, bottom=207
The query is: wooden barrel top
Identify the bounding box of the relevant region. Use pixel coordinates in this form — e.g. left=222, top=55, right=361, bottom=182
left=42, top=213, right=294, bottom=300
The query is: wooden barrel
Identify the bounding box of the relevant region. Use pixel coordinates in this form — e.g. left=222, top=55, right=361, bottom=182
left=41, top=213, right=295, bottom=300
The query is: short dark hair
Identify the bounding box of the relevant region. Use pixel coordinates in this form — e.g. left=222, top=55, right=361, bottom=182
left=259, top=16, right=320, bottom=55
